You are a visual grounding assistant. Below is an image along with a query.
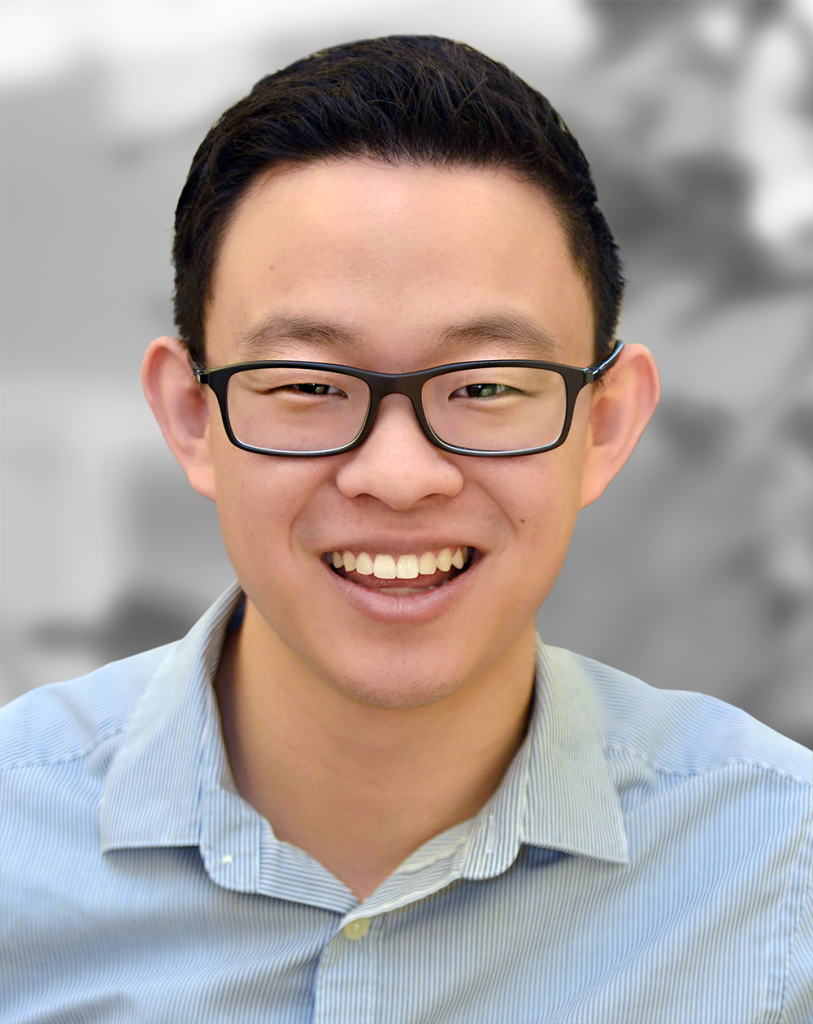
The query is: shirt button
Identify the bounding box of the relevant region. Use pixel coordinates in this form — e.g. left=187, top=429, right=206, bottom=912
left=342, top=918, right=370, bottom=940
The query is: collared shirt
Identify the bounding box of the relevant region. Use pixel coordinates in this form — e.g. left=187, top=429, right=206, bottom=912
left=1, top=582, right=811, bottom=1024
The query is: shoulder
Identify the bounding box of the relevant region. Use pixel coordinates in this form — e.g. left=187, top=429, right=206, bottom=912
left=558, top=646, right=813, bottom=787
left=539, top=648, right=813, bottom=1024
left=560, top=650, right=813, bottom=1019
left=0, top=643, right=177, bottom=773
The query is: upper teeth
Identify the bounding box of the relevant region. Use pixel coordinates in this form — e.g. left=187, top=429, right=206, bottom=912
left=331, top=547, right=468, bottom=579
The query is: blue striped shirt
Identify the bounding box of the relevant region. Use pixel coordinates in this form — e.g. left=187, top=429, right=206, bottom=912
left=2, top=582, right=812, bottom=1023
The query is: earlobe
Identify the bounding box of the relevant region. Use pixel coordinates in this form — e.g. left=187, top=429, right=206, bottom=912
left=141, top=336, right=217, bottom=501
left=580, top=343, right=660, bottom=508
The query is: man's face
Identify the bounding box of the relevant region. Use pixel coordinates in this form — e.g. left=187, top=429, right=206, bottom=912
left=203, top=158, right=596, bottom=708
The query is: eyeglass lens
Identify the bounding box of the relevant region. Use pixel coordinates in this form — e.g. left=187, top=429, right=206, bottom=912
left=225, top=365, right=568, bottom=453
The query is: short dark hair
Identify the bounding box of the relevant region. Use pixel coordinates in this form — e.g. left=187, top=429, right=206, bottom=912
left=173, top=35, right=623, bottom=366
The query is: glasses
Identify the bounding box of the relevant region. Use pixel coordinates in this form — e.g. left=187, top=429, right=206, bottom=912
left=194, top=341, right=623, bottom=458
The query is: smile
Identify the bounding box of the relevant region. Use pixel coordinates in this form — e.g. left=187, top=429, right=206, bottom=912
left=324, top=546, right=476, bottom=595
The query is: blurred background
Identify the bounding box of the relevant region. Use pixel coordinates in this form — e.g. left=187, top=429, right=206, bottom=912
left=2, top=0, right=812, bottom=747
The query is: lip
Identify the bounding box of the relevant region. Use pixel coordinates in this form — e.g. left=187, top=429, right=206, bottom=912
left=322, top=548, right=482, bottom=624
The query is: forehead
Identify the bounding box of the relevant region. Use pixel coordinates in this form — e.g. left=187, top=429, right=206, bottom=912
left=206, top=158, right=594, bottom=368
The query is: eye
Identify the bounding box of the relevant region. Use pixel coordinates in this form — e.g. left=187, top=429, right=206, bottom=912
left=282, top=382, right=347, bottom=397
left=452, top=382, right=516, bottom=399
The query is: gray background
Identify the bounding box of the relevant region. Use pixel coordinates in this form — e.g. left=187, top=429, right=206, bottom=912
left=2, top=0, right=812, bottom=747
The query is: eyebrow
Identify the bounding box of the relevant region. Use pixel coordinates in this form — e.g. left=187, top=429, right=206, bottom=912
left=435, top=313, right=560, bottom=360
left=235, top=311, right=560, bottom=361
left=236, top=314, right=360, bottom=356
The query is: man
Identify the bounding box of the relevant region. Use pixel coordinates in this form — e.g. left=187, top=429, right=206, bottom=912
left=1, top=36, right=811, bottom=1023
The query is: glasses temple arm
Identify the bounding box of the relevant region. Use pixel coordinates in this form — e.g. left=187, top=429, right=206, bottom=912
left=584, top=340, right=624, bottom=384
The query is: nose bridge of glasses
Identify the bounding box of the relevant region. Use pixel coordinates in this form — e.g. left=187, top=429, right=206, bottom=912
left=364, top=371, right=433, bottom=441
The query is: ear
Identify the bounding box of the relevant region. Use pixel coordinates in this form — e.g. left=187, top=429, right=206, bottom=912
left=141, top=336, right=217, bottom=501
left=580, top=343, right=660, bottom=508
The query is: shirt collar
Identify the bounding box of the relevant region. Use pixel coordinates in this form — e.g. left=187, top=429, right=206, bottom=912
left=464, top=639, right=629, bottom=873
left=100, top=586, right=628, bottom=891
left=346, top=640, right=629, bottom=918
left=99, top=582, right=244, bottom=853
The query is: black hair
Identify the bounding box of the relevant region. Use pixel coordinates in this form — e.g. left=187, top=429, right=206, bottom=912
left=173, top=35, right=623, bottom=365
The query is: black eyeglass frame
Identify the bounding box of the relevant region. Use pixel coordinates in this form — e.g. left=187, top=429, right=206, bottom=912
left=193, top=341, right=624, bottom=458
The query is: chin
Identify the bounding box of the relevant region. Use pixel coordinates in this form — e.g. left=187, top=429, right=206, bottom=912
left=328, top=661, right=467, bottom=711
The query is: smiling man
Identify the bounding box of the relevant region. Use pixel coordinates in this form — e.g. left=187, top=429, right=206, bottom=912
left=2, top=36, right=811, bottom=1024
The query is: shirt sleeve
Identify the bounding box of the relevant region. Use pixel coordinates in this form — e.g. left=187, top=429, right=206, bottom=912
left=782, top=825, right=813, bottom=1024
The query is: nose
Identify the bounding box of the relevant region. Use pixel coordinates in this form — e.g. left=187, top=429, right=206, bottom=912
left=335, top=394, right=465, bottom=509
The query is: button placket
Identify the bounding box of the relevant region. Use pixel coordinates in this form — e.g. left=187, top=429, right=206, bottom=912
left=313, top=915, right=380, bottom=1024
left=342, top=917, right=370, bottom=940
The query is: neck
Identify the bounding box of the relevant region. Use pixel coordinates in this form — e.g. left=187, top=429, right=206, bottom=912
left=216, top=599, right=536, bottom=901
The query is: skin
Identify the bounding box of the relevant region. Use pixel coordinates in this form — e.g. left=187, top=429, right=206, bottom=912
left=143, top=158, right=660, bottom=898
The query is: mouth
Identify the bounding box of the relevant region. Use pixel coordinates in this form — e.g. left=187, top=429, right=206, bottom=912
left=323, top=545, right=478, bottom=596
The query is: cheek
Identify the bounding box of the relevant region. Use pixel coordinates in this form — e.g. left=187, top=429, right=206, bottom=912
left=489, top=450, right=584, bottom=532
left=209, top=445, right=323, bottom=569
left=482, top=454, right=584, bottom=582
